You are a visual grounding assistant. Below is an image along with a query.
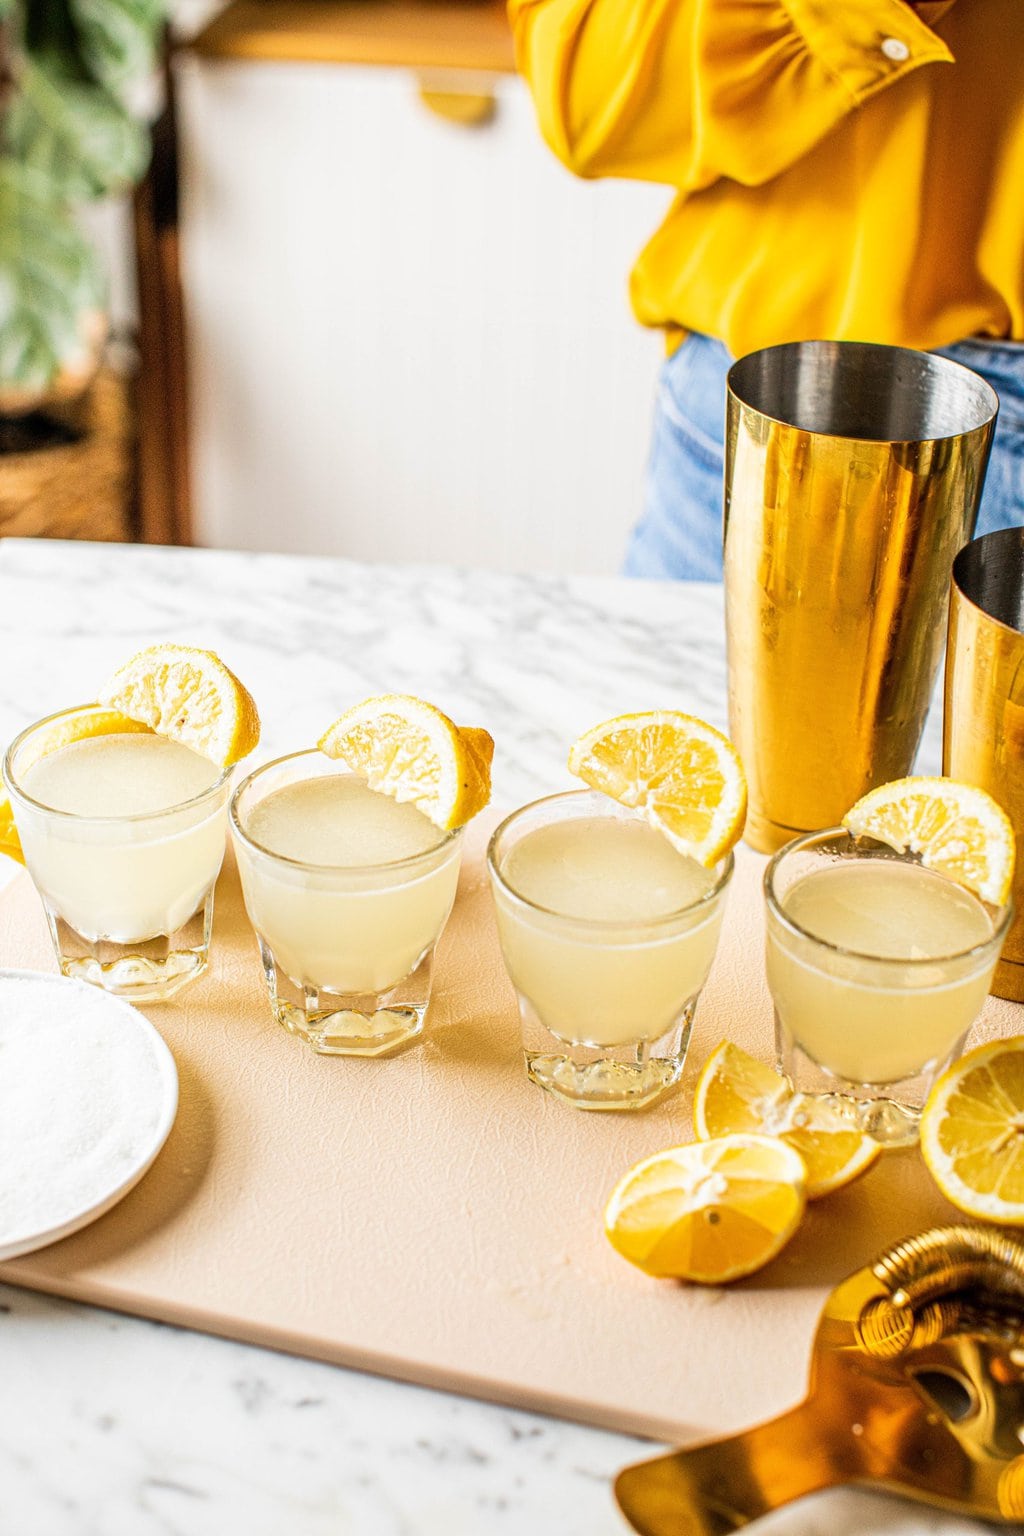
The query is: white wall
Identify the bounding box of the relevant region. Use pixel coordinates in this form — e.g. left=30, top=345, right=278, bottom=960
left=176, top=59, right=670, bottom=575
left=79, top=203, right=136, bottom=353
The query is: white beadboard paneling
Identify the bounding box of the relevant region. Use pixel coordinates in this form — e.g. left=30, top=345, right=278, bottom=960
left=177, top=59, right=670, bottom=573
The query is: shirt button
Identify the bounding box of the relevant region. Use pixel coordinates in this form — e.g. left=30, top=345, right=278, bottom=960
left=881, top=36, right=910, bottom=61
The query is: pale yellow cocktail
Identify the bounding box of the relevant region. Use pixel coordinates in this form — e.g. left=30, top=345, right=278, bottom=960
left=3, top=707, right=232, bottom=999
left=488, top=790, right=733, bottom=1109
left=231, top=751, right=462, bottom=1055
left=765, top=829, right=1012, bottom=1143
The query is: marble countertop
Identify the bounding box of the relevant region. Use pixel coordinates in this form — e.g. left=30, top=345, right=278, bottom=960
left=0, top=538, right=973, bottom=1536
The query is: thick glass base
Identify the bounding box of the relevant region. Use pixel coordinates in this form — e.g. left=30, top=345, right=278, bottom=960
left=850, top=1095, right=923, bottom=1147
left=43, top=888, right=215, bottom=1002
left=518, top=997, right=697, bottom=1111
left=774, top=1016, right=959, bottom=1148
left=258, top=938, right=434, bottom=1056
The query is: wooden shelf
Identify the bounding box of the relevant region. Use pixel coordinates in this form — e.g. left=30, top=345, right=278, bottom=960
left=190, top=0, right=516, bottom=73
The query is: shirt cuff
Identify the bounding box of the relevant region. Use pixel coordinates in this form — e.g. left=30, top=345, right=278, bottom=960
left=782, top=0, right=955, bottom=105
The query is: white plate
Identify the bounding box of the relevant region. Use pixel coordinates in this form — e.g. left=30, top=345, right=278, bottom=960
left=0, top=969, right=178, bottom=1261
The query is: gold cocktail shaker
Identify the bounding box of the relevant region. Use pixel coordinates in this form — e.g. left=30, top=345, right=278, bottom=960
left=724, top=341, right=998, bottom=852
left=945, top=527, right=1024, bottom=1001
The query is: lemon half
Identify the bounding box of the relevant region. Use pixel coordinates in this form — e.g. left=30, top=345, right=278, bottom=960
left=318, top=694, right=493, bottom=830
left=843, top=776, right=1014, bottom=907
left=568, top=711, right=746, bottom=866
left=694, top=1041, right=880, bottom=1199
left=98, top=645, right=260, bottom=768
left=921, top=1037, right=1024, bottom=1224
left=604, top=1133, right=806, bottom=1282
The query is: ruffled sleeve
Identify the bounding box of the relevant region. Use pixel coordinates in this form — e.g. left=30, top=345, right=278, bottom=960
left=508, top=0, right=955, bottom=190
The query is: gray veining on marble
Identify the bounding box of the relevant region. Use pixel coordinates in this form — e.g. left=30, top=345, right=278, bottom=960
left=0, top=540, right=982, bottom=1536
left=0, top=540, right=728, bottom=800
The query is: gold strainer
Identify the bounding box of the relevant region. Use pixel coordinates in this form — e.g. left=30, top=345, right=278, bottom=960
left=616, top=1226, right=1024, bottom=1533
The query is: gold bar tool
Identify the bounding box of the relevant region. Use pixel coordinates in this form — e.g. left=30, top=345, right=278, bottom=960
left=617, top=1225, right=1024, bottom=1533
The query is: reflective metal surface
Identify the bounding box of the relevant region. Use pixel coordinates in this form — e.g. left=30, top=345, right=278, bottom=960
left=616, top=1225, right=1024, bottom=1534
left=724, top=342, right=998, bottom=852
left=945, top=527, right=1024, bottom=1000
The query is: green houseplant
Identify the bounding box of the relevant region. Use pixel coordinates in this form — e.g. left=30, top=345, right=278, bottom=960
left=0, top=0, right=166, bottom=416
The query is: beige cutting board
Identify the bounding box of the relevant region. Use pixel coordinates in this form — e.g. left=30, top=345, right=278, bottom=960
left=1, top=820, right=1020, bottom=1444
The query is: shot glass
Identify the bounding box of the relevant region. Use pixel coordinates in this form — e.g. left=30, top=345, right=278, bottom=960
left=230, top=751, right=463, bottom=1056
left=765, top=829, right=1013, bottom=1146
left=487, top=790, right=733, bottom=1111
left=3, top=704, right=233, bottom=1001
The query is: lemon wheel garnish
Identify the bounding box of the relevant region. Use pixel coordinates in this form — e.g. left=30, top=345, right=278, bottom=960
left=843, top=776, right=1015, bottom=907
left=693, top=1041, right=880, bottom=1199
left=568, top=711, right=746, bottom=866
left=603, top=1133, right=806, bottom=1283
left=318, top=694, right=494, bottom=831
left=98, top=645, right=261, bottom=768
left=920, top=1037, right=1024, bottom=1225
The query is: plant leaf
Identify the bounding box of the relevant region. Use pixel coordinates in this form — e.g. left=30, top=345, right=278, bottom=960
left=0, top=158, right=104, bottom=389
left=5, top=55, right=149, bottom=199
left=68, top=0, right=165, bottom=93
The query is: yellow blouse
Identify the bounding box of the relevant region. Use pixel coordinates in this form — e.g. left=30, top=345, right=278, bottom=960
left=508, top=0, right=1024, bottom=355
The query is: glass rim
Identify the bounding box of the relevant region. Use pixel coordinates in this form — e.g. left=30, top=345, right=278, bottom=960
left=486, top=787, right=734, bottom=931
left=2, top=703, right=234, bottom=826
left=726, top=340, right=999, bottom=444
left=229, top=748, right=462, bottom=875
left=763, top=825, right=1015, bottom=966
left=951, top=527, right=1024, bottom=640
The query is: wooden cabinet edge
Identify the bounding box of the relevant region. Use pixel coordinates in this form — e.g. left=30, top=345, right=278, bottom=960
left=188, top=1, right=517, bottom=75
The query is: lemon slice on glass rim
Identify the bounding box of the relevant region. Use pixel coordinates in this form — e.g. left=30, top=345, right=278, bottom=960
left=603, top=1132, right=807, bottom=1283
left=99, top=644, right=261, bottom=768
left=318, top=694, right=494, bottom=830
left=1, top=649, right=260, bottom=863
left=693, top=1041, right=880, bottom=1199
left=843, top=776, right=1015, bottom=907
left=568, top=711, right=747, bottom=866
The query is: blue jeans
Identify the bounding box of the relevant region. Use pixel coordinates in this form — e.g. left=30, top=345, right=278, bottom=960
left=623, top=332, right=1024, bottom=581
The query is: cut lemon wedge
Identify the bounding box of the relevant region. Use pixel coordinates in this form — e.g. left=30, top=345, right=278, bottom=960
left=603, top=1133, right=806, bottom=1282
left=318, top=694, right=493, bottom=830
left=0, top=792, right=24, bottom=865
left=568, top=711, right=746, bottom=866
left=843, top=776, right=1014, bottom=907
left=98, top=646, right=261, bottom=768
left=693, top=1041, right=880, bottom=1199
left=920, top=1037, right=1024, bottom=1225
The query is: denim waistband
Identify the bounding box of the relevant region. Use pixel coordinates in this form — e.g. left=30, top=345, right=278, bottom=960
left=930, top=337, right=1024, bottom=404
left=666, top=331, right=1024, bottom=426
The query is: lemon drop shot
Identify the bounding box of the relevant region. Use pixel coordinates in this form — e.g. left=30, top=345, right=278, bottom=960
left=231, top=695, right=492, bottom=1056
left=487, top=712, right=745, bottom=1110
left=765, top=778, right=1015, bottom=1145
left=1, top=647, right=260, bottom=1000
